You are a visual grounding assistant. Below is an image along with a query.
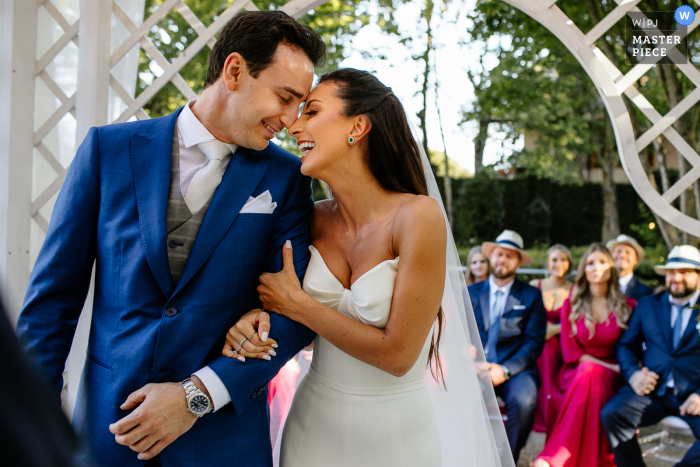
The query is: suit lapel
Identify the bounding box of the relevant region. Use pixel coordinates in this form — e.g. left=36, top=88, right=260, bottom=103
left=679, top=307, right=700, bottom=350
left=658, top=294, right=673, bottom=351
left=626, top=276, right=638, bottom=298
left=131, top=110, right=181, bottom=297
left=480, top=283, right=491, bottom=331
left=502, top=279, right=522, bottom=317
left=172, top=146, right=271, bottom=297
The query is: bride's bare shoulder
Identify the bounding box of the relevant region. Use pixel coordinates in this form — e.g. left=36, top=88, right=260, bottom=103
left=393, top=195, right=446, bottom=244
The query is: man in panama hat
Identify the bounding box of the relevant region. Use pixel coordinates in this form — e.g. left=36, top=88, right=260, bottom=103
left=468, top=230, right=546, bottom=463
left=606, top=234, right=654, bottom=301
left=602, top=245, right=700, bottom=466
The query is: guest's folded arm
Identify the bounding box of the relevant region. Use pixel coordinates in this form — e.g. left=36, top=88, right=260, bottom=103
left=503, top=293, right=547, bottom=376
left=616, top=306, right=644, bottom=384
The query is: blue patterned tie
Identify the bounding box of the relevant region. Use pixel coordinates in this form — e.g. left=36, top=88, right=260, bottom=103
left=672, top=304, right=684, bottom=349
left=486, top=290, right=503, bottom=362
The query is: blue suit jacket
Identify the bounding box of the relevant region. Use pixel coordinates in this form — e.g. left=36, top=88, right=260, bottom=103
left=617, top=291, right=700, bottom=401
left=16, top=109, right=316, bottom=467
left=468, top=278, right=547, bottom=378
left=625, top=275, right=654, bottom=301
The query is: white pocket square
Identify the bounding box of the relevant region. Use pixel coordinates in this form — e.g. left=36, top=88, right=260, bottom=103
left=513, top=305, right=526, bottom=310
left=240, top=190, right=277, bottom=214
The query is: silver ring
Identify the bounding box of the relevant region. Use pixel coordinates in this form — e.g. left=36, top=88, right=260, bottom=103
left=239, top=337, right=248, bottom=346
left=248, top=331, right=256, bottom=341
left=234, top=344, right=244, bottom=354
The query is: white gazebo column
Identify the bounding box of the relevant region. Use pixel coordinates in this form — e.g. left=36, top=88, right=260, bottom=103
left=0, top=0, right=38, bottom=323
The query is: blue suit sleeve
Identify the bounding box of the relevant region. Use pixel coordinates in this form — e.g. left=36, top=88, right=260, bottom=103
left=503, top=292, right=546, bottom=376
left=16, top=128, right=101, bottom=397
left=617, top=304, right=643, bottom=383
left=208, top=170, right=315, bottom=415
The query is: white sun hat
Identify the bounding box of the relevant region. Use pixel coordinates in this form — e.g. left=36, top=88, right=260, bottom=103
left=654, top=245, right=700, bottom=275
left=482, top=230, right=533, bottom=266
left=606, top=234, right=645, bottom=263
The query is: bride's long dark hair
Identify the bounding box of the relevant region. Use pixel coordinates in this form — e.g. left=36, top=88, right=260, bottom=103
left=317, top=68, right=444, bottom=382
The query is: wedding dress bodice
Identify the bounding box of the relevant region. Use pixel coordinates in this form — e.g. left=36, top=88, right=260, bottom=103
left=279, top=245, right=440, bottom=467
left=302, top=245, right=432, bottom=391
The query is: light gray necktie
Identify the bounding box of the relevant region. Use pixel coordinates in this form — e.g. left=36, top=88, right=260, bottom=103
left=486, top=289, right=503, bottom=361
left=184, top=140, right=230, bottom=213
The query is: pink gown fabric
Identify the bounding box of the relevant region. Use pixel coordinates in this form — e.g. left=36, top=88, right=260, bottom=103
left=536, top=297, right=636, bottom=467
left=533, top=280, right=565, bottom=433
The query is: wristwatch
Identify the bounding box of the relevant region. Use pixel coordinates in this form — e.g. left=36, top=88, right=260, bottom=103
left=182, top=378, right=212, bottom=417
left=502, top=365, right=511, bottom=381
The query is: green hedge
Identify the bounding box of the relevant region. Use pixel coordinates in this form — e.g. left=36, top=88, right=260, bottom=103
left=439, top=173, right=661, bottom=249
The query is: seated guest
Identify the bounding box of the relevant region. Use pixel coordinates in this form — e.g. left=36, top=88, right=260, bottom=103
left=606, top=234, right=653, bottom=300
left=467, top=245, right=490, bottom=285
left=469, top=230, right=547, bottom=464
left=531, top=244, right=573, bottom=433
left=601, top=245, right=700, bottom=467
left=535, top=243, right=635, bottom=467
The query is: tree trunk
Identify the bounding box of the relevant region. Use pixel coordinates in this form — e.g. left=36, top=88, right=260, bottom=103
left=647, top=139, right=680, bottom=248
left=417, top=0, right=434, bottom=156
left=600, top=120, right=620, bottom=241
left=474, top=117, right=489, bottom=174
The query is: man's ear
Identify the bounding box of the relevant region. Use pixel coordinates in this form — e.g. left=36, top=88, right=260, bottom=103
left=223, top=52, right=247, bottom=91
left=349, top=115, right=371, bottom=144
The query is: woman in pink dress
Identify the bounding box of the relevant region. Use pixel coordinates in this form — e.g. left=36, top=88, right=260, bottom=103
left=535, top=243, right=636, bottom=467
left=531, top=244, right=573, bottom=433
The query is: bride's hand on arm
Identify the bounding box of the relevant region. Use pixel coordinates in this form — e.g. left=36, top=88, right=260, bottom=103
left=257, top=240, right=313, bottom=322
left=222, top=309, right=278, bottom=362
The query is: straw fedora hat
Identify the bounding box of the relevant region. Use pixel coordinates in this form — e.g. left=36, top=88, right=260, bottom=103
left=606, top=234, right=645, bottom=263
left=482, top=230, right=533, bottom=266
left=654, top=245, right=700, bottom=275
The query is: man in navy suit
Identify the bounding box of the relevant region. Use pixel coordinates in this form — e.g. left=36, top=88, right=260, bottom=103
left=601, top=245, right=700, bottom=467
left=607, top=234, right=654, bottom=301
left=468, top=230, right=547, bottom=463
left=16, top=12, right=326, bottom=467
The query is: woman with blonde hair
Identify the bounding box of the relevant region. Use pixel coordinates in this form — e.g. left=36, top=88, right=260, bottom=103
left=530, top=244, right=573, bottom=433
left=466, top=246, right=490, bottom=285
left=535, top=243, right=635, bottom=467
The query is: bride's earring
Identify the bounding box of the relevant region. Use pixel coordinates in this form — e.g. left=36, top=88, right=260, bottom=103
left=348, top=136, right=355, bottom=144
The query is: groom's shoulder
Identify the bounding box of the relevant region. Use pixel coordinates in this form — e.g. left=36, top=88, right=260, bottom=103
left=92, top=110, right=180, bottom=143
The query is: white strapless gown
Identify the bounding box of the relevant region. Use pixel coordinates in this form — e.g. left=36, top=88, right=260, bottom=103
left=279, top=246, right=441, bottom=467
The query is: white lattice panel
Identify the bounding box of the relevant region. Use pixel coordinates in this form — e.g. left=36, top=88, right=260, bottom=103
left=504, top=0, right=700, bottom=236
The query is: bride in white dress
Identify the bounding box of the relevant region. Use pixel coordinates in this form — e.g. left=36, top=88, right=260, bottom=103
left=225, top=69, right=514, bottom=467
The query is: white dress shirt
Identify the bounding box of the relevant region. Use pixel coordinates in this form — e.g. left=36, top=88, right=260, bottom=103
left=176, top=100, right=236, bottom=198
left=666, top=288, right=700, bottom=389
left=619, top=272, right=634, bottom=294
left=488, top=275, right=515, bottom=325
left=179, top=100, right=237, bottom=412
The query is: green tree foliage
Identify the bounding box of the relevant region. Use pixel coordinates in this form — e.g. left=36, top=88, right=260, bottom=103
left=137, top=0, right=404, bottom=119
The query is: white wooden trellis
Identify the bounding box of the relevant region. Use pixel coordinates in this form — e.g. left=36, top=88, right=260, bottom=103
left=1, top=0, right=700, bottom=411
left=503, top=0, right=700, bottom=235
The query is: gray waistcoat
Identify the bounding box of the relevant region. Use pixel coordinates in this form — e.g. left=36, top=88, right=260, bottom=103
left=166, top=133, right=215, bottom=286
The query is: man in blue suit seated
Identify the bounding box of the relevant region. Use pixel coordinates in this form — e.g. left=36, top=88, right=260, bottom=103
left=16, top=11, right=326, bottom=467
left=468, top=230, right=547, bottom=464
left=601, top=245, right=700, bottom=467
left=606, top=234, right=654, bottom=301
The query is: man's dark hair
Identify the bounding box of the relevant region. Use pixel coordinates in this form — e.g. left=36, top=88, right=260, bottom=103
left=205, top=11, right=326, bottom=87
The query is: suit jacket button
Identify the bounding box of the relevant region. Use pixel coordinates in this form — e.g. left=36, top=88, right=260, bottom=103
left=670, top=357, right=675, bottom=361
left=165, top=307, right=178, bottom=317
left=168, top=239, right=179, bottom=248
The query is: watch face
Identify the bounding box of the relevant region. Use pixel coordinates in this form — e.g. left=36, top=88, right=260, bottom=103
left=189, top=395, right=210, bottom=414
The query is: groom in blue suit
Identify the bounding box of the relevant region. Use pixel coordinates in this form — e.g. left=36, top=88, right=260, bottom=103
left=601, top=245, right=700, bottom=467
left=16, top=12, right=326, bottom=467
left=468, top=230, right=546, bottom=464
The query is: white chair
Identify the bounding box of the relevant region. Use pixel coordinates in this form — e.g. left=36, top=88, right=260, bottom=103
left=639, top=416, right=693, bottom=463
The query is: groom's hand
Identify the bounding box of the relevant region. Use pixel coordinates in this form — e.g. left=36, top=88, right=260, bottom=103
left=109, top=380, right=203, bottom=460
